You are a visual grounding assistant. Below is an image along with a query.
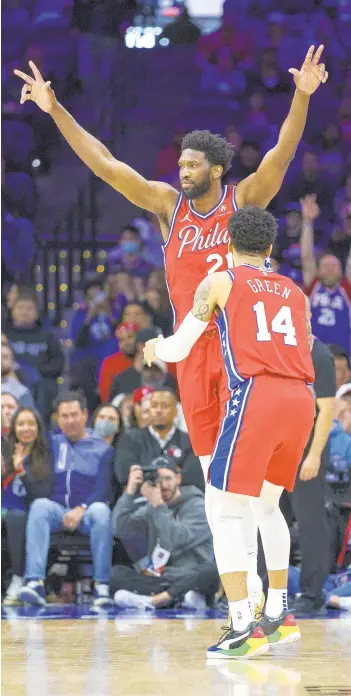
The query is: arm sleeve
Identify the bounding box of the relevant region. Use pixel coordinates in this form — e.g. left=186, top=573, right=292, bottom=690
left=149, top=497, right=211, bottom=555
left=113, top=491, right=149, bottom=539
left=81, top=449, right=113, bottom=507
left=155, top=311, right=209, bottom=363
left=114, top=432, right=141, bottom=486
left=313, top=343, right=336, bottom=399
left=71, top=309, right=89, bottom=346
left=21, top=465, right=54, bottom=503
left=39, top=333, right=65, bottom=378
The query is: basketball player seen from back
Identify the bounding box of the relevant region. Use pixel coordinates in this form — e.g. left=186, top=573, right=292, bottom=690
left=144, top=206, right=315, bottom=659
left=14, top=44, right=327, bottom=474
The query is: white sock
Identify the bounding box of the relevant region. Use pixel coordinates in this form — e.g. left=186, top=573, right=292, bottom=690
left=265, top=588, right=288, bottom=619
left=229, top=598, right=253, bottom=631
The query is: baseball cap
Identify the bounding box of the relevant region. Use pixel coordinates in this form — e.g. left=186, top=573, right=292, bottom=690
left=148, top=455, right=178, bottom=473
left=136, top=327, right=162, bottom=344
left=336, top=383, right=351, bottom=400
left=132, top=386, right=154, bottom=404
left=141, top=358, right=168, bottom=374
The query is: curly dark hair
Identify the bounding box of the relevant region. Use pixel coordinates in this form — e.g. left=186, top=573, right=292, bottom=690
left=228, top=206, right=278, bottom=255
left=6, top=407, right=51, bottom=480
left=181, top=130, right=234, bottom=175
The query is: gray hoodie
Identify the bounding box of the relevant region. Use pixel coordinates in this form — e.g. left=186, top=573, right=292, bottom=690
left=112, top=485, right=213, bottom=582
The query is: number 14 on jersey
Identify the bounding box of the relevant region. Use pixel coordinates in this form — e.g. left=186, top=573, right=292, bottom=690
left=253, top=301, right=297, bottom=346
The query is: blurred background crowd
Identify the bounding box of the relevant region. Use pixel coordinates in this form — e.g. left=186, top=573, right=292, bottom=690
left=1, top=0, right=351, bottom=612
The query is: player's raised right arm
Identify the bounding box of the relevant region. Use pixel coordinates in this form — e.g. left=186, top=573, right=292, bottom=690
left=14, top=62, right=177, bottom=217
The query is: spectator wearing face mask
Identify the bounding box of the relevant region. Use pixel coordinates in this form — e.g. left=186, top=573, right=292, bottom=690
left=109, top=328, right=177, bottom=401
left=114, top=388, right=203, bottom=492
left=98, top=323, right=138, bottom=403
left=92, top=403, right=124, bottom=505
left=1, top=343, right=35, bottom=409
left=108, top=226, right=153, bottom=288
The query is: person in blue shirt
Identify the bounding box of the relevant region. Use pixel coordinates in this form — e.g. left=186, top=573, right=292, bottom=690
left=18, top=391, right=114, bottom=608
left=2, top=407, right=53, bottom=604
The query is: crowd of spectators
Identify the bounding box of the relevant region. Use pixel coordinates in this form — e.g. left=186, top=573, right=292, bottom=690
left=1, top=0, right=351, bottom=613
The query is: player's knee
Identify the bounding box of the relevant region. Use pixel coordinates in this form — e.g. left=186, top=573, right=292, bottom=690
left=206, top=484, right=249, bottom=522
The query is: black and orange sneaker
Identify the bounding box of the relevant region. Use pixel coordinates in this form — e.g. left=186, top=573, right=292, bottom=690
left=207, top=621, right=269, bottom=659
left=259, top=610, right=301, bottom=646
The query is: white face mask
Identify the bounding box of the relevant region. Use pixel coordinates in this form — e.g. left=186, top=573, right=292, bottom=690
left=94, top=419, right=118, bottom=439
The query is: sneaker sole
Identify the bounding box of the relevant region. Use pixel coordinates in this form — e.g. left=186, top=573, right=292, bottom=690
left=268, top=629, right=301, bottom=646
left=19, top=588, right=46, bottom=606
left=207, top=640, right=270, bottom=660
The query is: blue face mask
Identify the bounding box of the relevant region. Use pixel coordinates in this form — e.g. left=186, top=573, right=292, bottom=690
left=121, top=241, right=139, bottom=255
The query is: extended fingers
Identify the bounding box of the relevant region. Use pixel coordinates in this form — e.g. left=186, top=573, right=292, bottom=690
left=14, top=69, right=34, bottom=85
left=29, top=61, right=44, bottom=82
left=303, top=45, right=315, bottom=64
left=312, top=44, right=324, bottom=64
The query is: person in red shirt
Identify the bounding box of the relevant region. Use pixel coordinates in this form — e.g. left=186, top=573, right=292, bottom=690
left=144, top=206, right=314, bottom=659
left=99, top=323, right=137, bottom=403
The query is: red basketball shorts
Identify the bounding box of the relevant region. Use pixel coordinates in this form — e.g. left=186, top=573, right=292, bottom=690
left=176, top=329, right=229, bottom=456
left=208, top=374, right=315, bottom=496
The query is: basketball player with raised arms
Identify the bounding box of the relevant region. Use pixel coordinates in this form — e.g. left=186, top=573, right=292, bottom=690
left=144, top=206, right=315, bottom=658
left=14, top=46, right=326, bottom=611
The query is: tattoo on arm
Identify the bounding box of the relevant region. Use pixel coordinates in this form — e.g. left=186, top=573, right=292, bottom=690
left=193, top=278, right=212, bottom=321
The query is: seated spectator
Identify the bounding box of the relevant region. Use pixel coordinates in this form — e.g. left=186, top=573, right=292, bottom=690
left=115, top=388, right=203, bottom=491
left=1, top=393, right=19, bottom=439
left=111, top=458, right=217, bottom=610
left=92, top=403, right=123, bottom=448
left=142, top=288, right=173, bottom=338
left=109, top=328, right=177, bottom=401
left=328, top=346, right=351, bottom=392
left=229, top=141, right=261, bottom=182
left=18, top=391, right=114, bottom=608
left=107, top=225, right=153, bottom=286
left=301, top=207, right=351, bottom=356
left=71, top=276, right=118, bottom=366
left=334, top=170, right=351, bottom=221
left=121, top=301, right=153, bottom=329
left=92, top=403, right=124, bottom=505
left=4, top=291, right=64, bottom=422
left=249, top=47, right=291, bottom=96
left=98, top=322, right=137, bottom=403
left=160, top=7, right=201, bottom=45
left=130, top=387, right=154, bottom=429
left=2, top=408, right=53, bottom=605
left=328, top=203, right=351, bottom=271
left=1, top=343, right=35, bottom=409
left=317, top=123, right=346, bottom=187
left=289, top=150, right=334, bottom=219
left=106, top=270, right=134, bottom=318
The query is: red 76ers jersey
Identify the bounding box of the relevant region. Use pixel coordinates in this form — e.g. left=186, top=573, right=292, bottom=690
left=163, top=185, right=238, bottom=330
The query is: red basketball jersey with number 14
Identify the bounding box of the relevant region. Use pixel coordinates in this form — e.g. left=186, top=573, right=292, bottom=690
left=163, top=185, right=238, bottom=330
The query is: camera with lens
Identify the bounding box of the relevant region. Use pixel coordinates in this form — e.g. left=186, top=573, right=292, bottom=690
left=142, top=456, right=171, bottom=486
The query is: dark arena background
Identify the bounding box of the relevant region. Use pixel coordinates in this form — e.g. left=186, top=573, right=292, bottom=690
left=1, top=0, right=351, bottom=694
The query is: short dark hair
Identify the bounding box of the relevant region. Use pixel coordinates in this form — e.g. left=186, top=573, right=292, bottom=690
left=241, top=140, right=260, bottom=152
left=151, top=386, right=177, bottom=400
left=54, top=390, right=87, bottom=413
left=121, top=225, right=139, bottom=236
left=228, top=206, right=278, bottom=255
left=181, top=130, right=234, bottom=175
left=328, top=344, right=351, bottom=368
left=82, top=276, right=105, bottom=294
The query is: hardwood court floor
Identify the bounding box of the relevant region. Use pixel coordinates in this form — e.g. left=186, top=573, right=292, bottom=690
left=2, top=615, right=351, bottom=696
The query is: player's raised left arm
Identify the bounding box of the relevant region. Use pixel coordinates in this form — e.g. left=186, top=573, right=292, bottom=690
left=143, top=276, right=222, bottom=365
left=236, top=46, right=328, bottom=209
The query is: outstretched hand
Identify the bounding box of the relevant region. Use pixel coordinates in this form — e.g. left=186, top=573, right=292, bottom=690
left=289, top=45, right=328, bottom=95
left=14, top=61, right=56, bottom=113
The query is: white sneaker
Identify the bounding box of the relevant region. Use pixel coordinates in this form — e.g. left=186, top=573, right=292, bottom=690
left=3, top=575, right=24, bottom=605
left=114, top=589, right=154, bottom=610
left=182, top=591, right=207, bottom=610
